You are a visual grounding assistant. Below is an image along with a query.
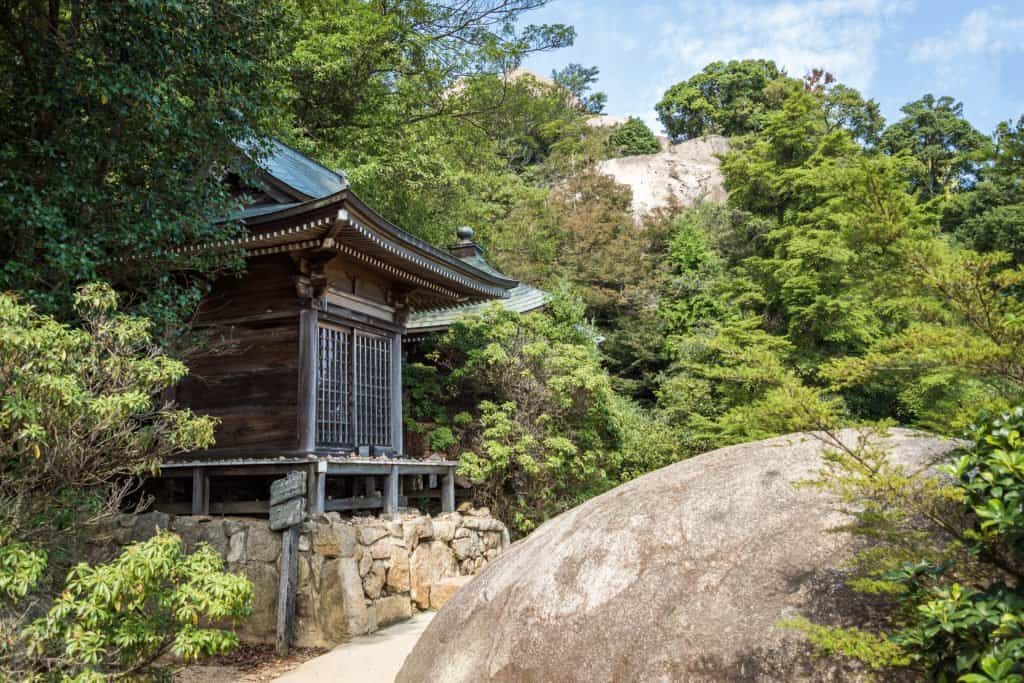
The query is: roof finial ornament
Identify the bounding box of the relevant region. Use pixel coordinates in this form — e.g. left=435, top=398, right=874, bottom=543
left=450, top=226, right=484, bottom=259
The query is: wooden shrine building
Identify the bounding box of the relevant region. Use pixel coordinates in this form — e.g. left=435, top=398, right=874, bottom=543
left=151, top=141, right=521, bottom=518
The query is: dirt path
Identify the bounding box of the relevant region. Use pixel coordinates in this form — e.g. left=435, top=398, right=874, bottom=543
left=273, top=612, right=434, bottom=683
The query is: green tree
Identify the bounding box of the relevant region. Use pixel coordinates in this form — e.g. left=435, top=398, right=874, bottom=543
left=822, top=85, right=886, bottom=147
left=945, top=116, right=1024, bottom=264
left=551, top=63, right=607, bottom=114
left=278, top=0, right=575, bottom=243
left=655, top=59, right=795, bottom=141
left=652, top=83, right=1022, bottom=441
left=793, top=411, right=1024, bottom=680
left=283, top=0, right=573, bottom=139
left=608, top=117, right=661, bottom=156
left=0, top=284, right=216, bottom=545
left=406, top=295, right=680, bottom=535
left=882, top=94, right=992, bottom=200
left=0, top=0, right=289, bottom=325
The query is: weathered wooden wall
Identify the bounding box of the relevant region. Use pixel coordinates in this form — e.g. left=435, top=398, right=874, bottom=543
left=175, top=252, right=404, bottom=458
left=177, top=254, right=303, bottom=455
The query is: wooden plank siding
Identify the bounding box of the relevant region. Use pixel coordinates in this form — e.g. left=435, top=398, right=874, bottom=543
left=194, top=254, right=302, bottom=323
left=176, top=254, right=304, bottom=455
left=173, top=251, right=407, bottom=460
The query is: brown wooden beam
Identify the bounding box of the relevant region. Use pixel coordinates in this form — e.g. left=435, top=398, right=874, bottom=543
left=404, top=489, right=442, bottom=499
left=191, top=468, right=209, bottom=515
left=157, top=500, right=269, bottom=515
left=323, top=495, right=384, bottom=512
left=307, top=462, right=326, bottom=515
left=276, top=527, right=299, bottom=655
left=297, top=308, right=318, bottom=454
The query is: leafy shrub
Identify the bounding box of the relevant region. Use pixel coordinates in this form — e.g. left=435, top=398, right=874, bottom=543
left=0, top=284, right=216, bottom=543
left=14, top=532, right=252, bottom=680
left=796, top=410, right=1024, bottom=680
left=408, top=294, right=682, bottom=534
left=0, top=284, right=231, bottom=679
left=0, top=541, right=47, bottom=603
left=608, top=117, right=660, bottom=157
left=427, top=426, right=457, bottom=452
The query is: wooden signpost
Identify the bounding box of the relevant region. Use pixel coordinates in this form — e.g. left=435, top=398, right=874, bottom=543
left=270, top=470, right=306, bottom=655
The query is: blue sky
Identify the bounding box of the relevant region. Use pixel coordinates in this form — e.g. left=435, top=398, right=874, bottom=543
left=519, top=0, right=1024, bottom=136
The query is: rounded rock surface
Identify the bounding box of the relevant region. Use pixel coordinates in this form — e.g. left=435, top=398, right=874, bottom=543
left=397, top=429, right=955, bottom=683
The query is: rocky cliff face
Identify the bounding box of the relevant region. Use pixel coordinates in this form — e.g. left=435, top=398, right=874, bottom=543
left=597, top=135, right=729, bottom=216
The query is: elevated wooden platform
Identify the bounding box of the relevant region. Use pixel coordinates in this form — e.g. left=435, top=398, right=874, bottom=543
left=156, top=456, right=458, bottom=517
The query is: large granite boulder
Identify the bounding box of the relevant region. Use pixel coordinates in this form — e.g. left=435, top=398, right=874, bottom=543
left=398, top=429, right=955, bottom=682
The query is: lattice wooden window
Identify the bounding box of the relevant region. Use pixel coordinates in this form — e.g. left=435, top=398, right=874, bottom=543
left=316, top=324, right=351, bottom=446
left=315, top=324, right=393, bottom=449
left=355, top=332, right=392, bottom=447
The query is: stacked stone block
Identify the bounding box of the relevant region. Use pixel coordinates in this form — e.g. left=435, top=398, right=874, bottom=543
left=95, top=506, right=509, bottom=647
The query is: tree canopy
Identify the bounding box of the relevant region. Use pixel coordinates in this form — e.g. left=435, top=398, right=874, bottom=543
left=0, top=0, right=289, bottom=324
left=655, top=59, right=794, bottom=141
left=608, top=117, right=661, bottom=156
left=882, top=94, right=992, bottom=199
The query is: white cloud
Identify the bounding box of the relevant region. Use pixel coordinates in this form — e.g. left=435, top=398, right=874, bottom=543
left=910, top=6, right=1024, bottom=63
left=654, top=0, right=914, bottom=92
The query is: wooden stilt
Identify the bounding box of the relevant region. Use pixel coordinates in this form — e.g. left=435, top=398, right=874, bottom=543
left=191, top=468, right=209, bottom=515
left=384, top=465, right=399, bottom=516
left=307, top=463, right=326, bottom=515
left=442, top=471, right=455, bottom=512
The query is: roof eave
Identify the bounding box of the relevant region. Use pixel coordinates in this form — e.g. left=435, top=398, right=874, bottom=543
left=342, top=193, right=519, bottom=291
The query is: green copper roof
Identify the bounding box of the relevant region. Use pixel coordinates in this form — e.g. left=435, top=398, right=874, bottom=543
left=238, top=138, right=348, bottom=200
left=406, top=250, right=548, bottom=334
left=260, top=140, right=348, bottom=199
left=233, top=201, right=302, bottom=220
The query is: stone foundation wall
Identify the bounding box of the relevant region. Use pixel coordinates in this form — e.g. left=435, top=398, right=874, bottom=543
left=97, top=506, right=509, bottom=647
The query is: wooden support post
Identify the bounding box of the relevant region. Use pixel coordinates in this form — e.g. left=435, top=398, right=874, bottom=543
left=384, top=465, right=399, bottom=516
left=316, top=464, right=327, bottom=515
left=442, top=471, right=455, bottom=513
left=297, top=308, right=318, bottom=454
left=276, top=526, right=299, bottom=656
left=364, top=475, right=377, bottom=497
left=307, top=462, right=326, bottom=515
left=191, top=468, right=209, bottom=515
left=390, top=334, right=403, bottom=454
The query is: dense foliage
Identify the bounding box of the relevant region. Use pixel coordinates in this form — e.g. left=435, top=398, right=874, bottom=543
left=551, top=63, right=607, bottom=114
left=608, top=117, right=661, bottom=157
left=881, top=95, right=992, bottom=200
left=7, top=533, right=252, bottom=681
left=0, top=0, right=290, bottom=325
left=790, top=411, right=1024, bottom=680
left=0, top=285, right=243, bottom=679
left=608, top=80, right=1024, bottom=442
left=0, top=284, right=216, bottom=544
left=278, top=0, right=578, bottom=244
left=655, top=59, right=792, bottom=141
left=405, top=295, right=680, bottom=535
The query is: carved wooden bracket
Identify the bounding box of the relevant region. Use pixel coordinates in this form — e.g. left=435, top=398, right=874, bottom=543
left=292, top=251, right=335, bottom=299
left=387, top=285, right=416, bottom=327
